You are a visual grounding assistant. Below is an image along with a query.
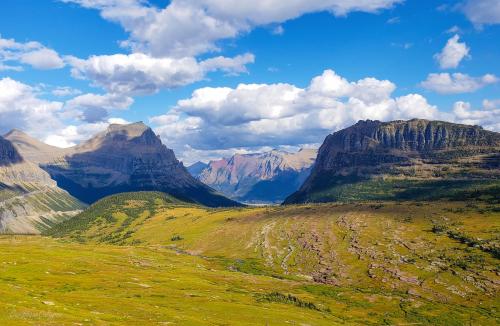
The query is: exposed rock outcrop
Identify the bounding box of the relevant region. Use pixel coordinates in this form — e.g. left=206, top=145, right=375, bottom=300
left=0, top=135, right=83, bottom=234
left=285, top=119, right=500, bottom=204
left=42, top=122, right=240, bottom=207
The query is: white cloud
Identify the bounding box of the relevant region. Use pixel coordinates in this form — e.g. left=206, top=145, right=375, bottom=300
left=483, top=99, right=500, bottom=110
left=44, top=118, right=130, bottom=148
left=452, top=100, right=500, bottom=131
left=0, top=35, right=65, bottom=70
left=67, top=52, right=254, bottom=95
left=200, top=53, right=255, bottom=75
left=434, top=34, right=469, bottom=69
left=421, top=72, right=498, bottom=94
left=64, top=93, right=134, bottom=122
left=0, top=77, right=64, bottom=137
left=386, top=16, right=400, bottom=24
left=63, top=0, right=403, bottom=57
left=462, top=0, right=500, bottom=26
left=52, top=86, right=82, bottom=97
left=272, top=25, right=285, bottom=35
left=0, top=77, right=133, bottom=149
left=445, top=25, right=461, bottom=34
left=19, top=48, right=65, bottom=70
left=151, top=70, right=442, bottom=161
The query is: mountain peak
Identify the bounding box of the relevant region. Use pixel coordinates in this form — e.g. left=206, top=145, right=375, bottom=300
left=4, top=128, right=29, bottom=138
left=43, top=121, right=240, bottom=207
left=4, top=129, right=68, bottom=164
left=105, top=121, right=151, bottom=138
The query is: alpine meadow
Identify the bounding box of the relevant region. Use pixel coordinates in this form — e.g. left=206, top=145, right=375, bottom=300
left=0, top=0, right=499, bottom=325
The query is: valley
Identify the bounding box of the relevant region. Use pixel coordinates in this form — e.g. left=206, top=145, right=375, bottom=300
left=0, top=119, right=498, bottom=325
left=1, top=192, right=496, bottom=324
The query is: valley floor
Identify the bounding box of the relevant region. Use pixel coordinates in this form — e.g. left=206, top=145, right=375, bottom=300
left=0, top=198, right=499, bottom=325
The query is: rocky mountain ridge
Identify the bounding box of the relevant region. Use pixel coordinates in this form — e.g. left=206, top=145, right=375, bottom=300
left=285, top=119, right=500, bottom=204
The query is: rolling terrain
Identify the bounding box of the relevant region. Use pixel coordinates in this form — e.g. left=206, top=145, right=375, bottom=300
left=286, top=119, right=500, bottom=204
left=25, top=191, right=498, bottom=324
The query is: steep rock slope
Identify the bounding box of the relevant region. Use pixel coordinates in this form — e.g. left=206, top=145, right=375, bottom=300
left=285, top=119, right=500, bottom=204
left=0, top=135, right=83, bottom=234
left=42, top=122, right=240, bottom=207
left=195, top=149, right=317, bottom=203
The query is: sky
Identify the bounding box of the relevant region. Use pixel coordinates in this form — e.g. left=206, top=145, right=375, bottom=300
left=0, top=0, right=499, bottom=164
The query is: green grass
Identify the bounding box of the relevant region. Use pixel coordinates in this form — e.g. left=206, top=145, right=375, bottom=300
left=302, top=177, right=500, bottom=204
left=0, top=192, right=497, bottom=324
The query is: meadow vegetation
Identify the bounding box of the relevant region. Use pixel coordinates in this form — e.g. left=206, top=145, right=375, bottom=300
left=0, top=191, right=497, bottom=324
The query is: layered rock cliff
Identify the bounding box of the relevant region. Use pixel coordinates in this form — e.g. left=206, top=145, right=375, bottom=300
left=0, top=135, right=83, bottom=233
left=194, top=149, right=317, bottom=203
left=42, top=122, right=240, bottom=207
left=285, top=119, right=500, bottom=204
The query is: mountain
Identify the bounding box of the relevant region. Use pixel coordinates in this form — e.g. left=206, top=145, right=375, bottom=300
left=187, top=161, right=208, bottom=176
left=195, top=149, right=317, bottom=203
left=285, top=119, right=500, bottom=204
left=42, top=122, right=240, bottom=207
left=4, top=129, right=73, bottom=164
left=0, top=135, right=83, bottom=234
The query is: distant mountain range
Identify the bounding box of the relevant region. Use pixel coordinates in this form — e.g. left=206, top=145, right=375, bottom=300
left=2, top=118, right=499, bottom=232
left=285, top=119, right=500, bottom=204
left=189, top=149, right=317, bottom=203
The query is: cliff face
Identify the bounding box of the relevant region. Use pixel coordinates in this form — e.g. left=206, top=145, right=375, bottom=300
left=285, top=119, right=500, bottom=204
left=195, top=149, right=317, bottom=203
left=0, top=136, right=83, bottom=234
left=43, top=122, right=240, bottom=207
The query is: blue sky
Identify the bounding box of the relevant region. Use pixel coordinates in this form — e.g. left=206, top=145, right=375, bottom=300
left=0, top=0, right=499, bottom=163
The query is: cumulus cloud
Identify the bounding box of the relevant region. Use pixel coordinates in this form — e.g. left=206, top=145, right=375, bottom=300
left=0, top=35, right=65, bottom=70
left=67, top=52, right=254, bottom=95
left=44, top=118, right=130, bottom=148
left=421, top=72, right=498, bottom=94
left=19, top=48, right=65, bottom=70
left=151, top=70, right=441, bottom=161
left=452, top=100, right=500, bottom=131
left=434, top=34, right=469, bottom=69
left=0, top=77, right=132, bottom=148
left=64, top=93, right=134, bottom=122
left=0, top=77, right=64, bottom=137
left=462, top=0, right=500, bottom=27
left=63, top=0, right=403, bottom=57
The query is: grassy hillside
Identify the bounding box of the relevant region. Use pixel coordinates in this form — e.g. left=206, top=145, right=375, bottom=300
left=31, top=192, right=500, bottom=324
left=285, top=176, right=500, bottom=204
left=45, top=191, right=187, bottom=242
